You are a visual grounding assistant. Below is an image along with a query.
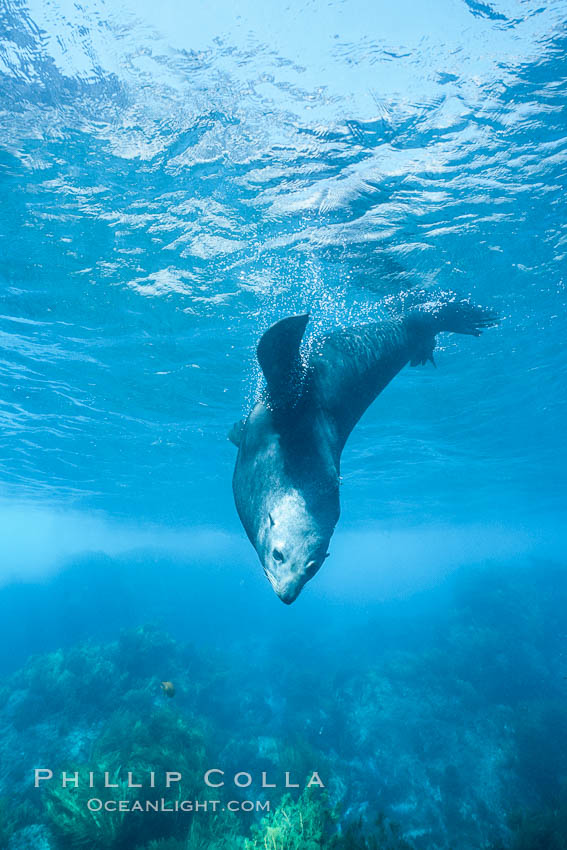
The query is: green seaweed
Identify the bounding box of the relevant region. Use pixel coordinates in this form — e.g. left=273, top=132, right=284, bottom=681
left=44, top=706, right=208, bottom=849
left=332, top=814, right=415, bottom=849
left=506, top=790, right=567, bottom=850
left=0, top=797, right=39, bottom=846
left=136, top=812, right=247, bottom=850
left=0, top=797, right=16, bottom=846
left=45, top=769, right=128, bottom=849
left=244, top=790, right=336, bottom=850
left=2, top=561, right=566, bottom=850
left=243, top=795, right=414, bottom=850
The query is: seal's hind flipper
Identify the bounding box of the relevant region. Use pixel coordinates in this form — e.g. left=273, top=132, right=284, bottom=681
left=406, top=300, right=499, bottom=365
left=410, top=350, right=436, bottom=367
left=437, top=301, right=500, bottom=336
left=257, top=314, right=309, bottom=406
left=407, top=300, right=500, bottom=339
left=310, top=300, right=498, bottom=451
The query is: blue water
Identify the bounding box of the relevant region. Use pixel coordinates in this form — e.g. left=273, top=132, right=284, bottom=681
left=0, top=1, right=566, bottom=848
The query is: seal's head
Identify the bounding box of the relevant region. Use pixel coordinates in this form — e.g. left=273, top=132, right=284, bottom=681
left=258, top=490, right=332, bottom=604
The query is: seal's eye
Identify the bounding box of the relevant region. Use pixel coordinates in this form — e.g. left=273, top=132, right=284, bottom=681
left=272, top=548, right=284, bottom=563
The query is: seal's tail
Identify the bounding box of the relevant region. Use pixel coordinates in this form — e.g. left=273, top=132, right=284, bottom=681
left=406, top=300, right=499, bottom=366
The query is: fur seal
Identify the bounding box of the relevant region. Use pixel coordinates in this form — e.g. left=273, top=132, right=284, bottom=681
left=230, top=301, right=498, bottom=604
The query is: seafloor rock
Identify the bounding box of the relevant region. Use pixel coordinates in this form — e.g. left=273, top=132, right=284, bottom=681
left=8, top=823, right=53, bottom=850
left=0, top=562, right=565, bottom=849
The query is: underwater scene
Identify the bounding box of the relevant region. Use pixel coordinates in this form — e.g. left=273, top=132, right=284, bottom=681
left=0, top=0, right=566, bottom=848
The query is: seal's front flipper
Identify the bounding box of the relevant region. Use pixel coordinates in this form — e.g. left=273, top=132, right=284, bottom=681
left=228, top=418, right=245, bottom=447
left=257, top=314, right=309, bottom=406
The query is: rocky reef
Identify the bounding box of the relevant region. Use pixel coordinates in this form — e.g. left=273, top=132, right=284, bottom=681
left=0, top=560, right=565, bottom=849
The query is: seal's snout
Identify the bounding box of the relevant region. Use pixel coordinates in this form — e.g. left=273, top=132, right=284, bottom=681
left=264, top=568, right=301, bottom=604
left=278, top=591, right=296, bottom=605
left=276, top=583, right=302, bottom=605
left=273, top=560, right=323, bottom=605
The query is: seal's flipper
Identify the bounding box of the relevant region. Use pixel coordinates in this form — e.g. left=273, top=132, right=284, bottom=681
left=407, top=301, right=499, bottom=366
left=439, top=301, right=500, bottom=336
left=406, top=301, right=500, bottom=340
left=228, top=418, right=245, bottom=447
left=257, top=314, right=309, bottom=406
left=311, top=301, right=498, bottom=450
